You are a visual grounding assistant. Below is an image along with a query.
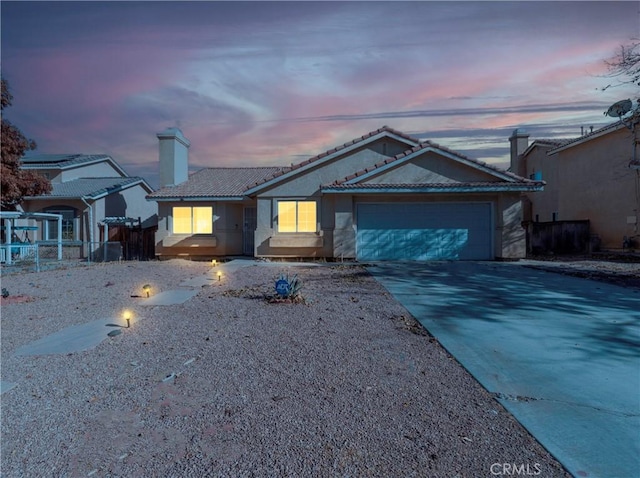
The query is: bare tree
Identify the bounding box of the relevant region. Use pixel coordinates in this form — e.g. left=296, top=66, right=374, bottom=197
left=602, top=39, right=640, bottom=92
left=1, top=78, right=51, bottom=210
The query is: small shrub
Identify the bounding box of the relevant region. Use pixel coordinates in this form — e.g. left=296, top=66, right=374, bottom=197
left=1, top=288, right=9, bottom=298
left=269, top=274, right=304, bottom=302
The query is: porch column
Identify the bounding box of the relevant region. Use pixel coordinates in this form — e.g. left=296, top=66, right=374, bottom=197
left=57, top=216, right=63, bottom=260
left=6, top=219, right=12, bottom=265
left=103, top=223, right=108, bottom=262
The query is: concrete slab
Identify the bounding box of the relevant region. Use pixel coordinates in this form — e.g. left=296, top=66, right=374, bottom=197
left=142, top=289, right=199, bottom=305
left=369, top=261, right=640, bottom=478
left=1, top=381, right=18, bottom=394
left=13, top=316, right=138, bottom=356
left=179, top=275, right=216, bottom=287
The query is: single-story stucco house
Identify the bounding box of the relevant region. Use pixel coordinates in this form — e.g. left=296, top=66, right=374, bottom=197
left=147, top=126, right=544, bottom=261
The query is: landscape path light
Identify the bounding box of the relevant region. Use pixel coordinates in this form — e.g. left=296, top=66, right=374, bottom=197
left=217, top=271, right=222, bottom=281
left=211, top=259, right=217, bottom=267
left=123, top=310, right=132, bottom=328
left=142, top=284, right=151, bottom=298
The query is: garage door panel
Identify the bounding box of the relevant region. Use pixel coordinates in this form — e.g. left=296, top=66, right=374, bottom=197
left=357, top=203, right=492, bottom=261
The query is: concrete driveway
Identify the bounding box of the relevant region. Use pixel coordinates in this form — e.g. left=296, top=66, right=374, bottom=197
left=369, top=261, right=640, bottom=478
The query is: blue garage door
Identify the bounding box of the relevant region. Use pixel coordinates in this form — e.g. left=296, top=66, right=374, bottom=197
left=356, top=203, right=493, bottom=261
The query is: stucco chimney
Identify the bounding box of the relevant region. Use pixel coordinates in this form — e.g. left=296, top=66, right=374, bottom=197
left=157, top=127, right=190, bottom=187
left=509, top=129, right=529, bottom=177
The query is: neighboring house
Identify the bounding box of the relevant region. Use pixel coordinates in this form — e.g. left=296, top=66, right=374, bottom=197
left=148, top=126, right=542, bottom=261
left=510, top=114, right=640, bottom=252
left=15, top=153, right=157, bottom=258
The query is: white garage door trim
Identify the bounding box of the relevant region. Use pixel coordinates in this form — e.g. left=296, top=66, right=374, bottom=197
left=356, top=202, right=494, bottom=261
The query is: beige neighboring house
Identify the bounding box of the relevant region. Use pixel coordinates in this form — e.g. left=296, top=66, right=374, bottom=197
left=148, top=126, right=542, bottom=261
left=510, top=114, right=640, bottom=252
left=11, top=153, right=157, bottom=259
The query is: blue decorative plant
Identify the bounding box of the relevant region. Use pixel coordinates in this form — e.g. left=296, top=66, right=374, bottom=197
left=274, top=273, right=303, bottom=300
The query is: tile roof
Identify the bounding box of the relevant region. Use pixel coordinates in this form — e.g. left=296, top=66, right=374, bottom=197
left=246, top=126, right=421, bottom=190
left=25, top=177, right=143, bottom=199
left=148, top=126, right=538, bottom=199
left=548, top=116, right=636, bottom=154
left=532, top=139, right=567, bottom=147
left=21, top=153, right=111, bottom=168
left=332, top=140, right=533, bottom=185
left=148, top=167, right=285, bottom=199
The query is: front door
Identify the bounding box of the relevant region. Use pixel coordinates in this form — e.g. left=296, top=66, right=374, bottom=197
left=243, top=207, right=257, bottom=255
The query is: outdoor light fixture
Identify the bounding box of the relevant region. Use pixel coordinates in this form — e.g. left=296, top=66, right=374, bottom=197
left=123, top=310, right=132, bottom=328
left=217, top=271, right=222, bottom=281
left=211, top=259, right=217, bottom=267
left=142, top=284, right=151, bottom=298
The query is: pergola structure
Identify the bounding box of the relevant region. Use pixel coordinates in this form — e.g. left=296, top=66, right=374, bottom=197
left=0, top=211, right=63, bottom=264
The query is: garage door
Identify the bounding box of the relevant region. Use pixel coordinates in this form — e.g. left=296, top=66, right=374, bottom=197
left=356, top=203, right=493, bottom=261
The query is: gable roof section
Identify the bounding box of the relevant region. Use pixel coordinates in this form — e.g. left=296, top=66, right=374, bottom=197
left=521, top=139, right=568, bottom=158
left=24, top=177, right=150, bottom=200
left=148, top=167, right=285, bottom=201
left=243, top=126, right=421, bottom=195
left=21, top=153, right=128, bottom=176
left=324, top=140, right=541, bottom=193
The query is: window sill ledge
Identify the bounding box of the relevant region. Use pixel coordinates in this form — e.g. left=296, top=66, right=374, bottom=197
left=163, top=235, right=217, bottom=247
left=269, top=234, right=323, bottom=248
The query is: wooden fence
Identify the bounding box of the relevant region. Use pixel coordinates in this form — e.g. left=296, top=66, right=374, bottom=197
left=526, top=220, right=591, bottom=255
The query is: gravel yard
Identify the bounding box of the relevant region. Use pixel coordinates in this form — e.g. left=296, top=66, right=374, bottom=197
left=0, top=259, right=576, bottom=477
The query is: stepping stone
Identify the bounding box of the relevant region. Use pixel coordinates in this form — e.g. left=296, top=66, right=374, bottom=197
left=1, top=381, right=17, bottom=394
left=14, top=316, right=137, bottom=356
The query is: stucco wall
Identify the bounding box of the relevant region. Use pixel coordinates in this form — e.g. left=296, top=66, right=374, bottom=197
left=496, top=194, right=526, bottom=259
left=109, top=185, right=158, bottom=228
left=60, top=161, right=122, bottom=182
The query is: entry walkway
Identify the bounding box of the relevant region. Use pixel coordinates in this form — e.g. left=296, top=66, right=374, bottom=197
left=369, top=261, right=640, bottom=478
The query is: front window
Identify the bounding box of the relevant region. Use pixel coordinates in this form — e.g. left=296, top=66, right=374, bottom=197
left=44, top=207, right=76, bottom=241
left=277, top=201, right=316, bottom=233
left=173, top=206, right=212, bottom=234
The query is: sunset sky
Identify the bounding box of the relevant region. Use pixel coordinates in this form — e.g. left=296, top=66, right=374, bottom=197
left=2, top=1, right=638, bottom=188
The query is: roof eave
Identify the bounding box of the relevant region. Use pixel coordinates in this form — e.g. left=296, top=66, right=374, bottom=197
left=88, top=179, right=144, bottom=200
left=148, top=196, right=248, bottom=202
left=21, top=156, right=110, bottom=171
left=548, top=121, right=629, bottom=154
left=23, top=195, right=85, bottom=200
left=321, top=184, right=544, bottom=194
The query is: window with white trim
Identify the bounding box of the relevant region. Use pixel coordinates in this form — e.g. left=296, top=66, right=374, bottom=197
left=44, top=207, right=76, bottom=241
left=277, top=201, right=317, bottom=233
left=172, top=206, right=213, bottom=234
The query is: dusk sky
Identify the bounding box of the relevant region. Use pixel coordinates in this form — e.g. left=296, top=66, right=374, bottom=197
left=2, top=1, right=638, bottom=188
